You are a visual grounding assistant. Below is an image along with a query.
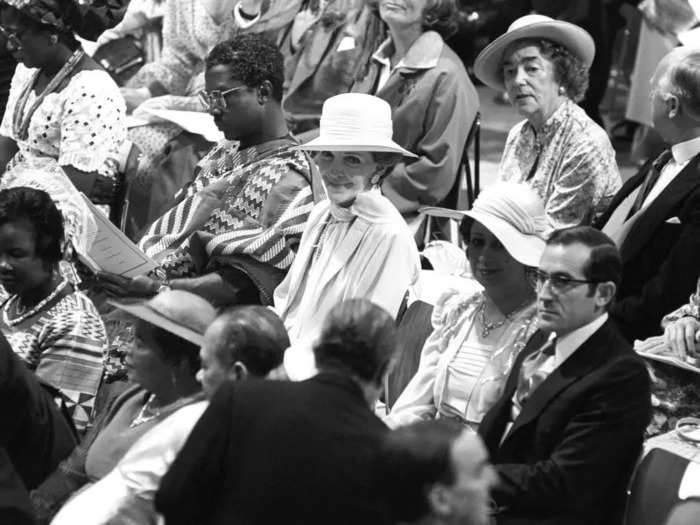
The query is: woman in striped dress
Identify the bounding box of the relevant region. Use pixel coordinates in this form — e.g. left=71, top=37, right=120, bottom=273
left=0, top=187, right=106, bottom=433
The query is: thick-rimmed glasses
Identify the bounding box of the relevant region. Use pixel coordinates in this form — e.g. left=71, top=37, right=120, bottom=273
left=198, top=85, right=247, bottom=110
left=534, top=269, right=599, bottom=294
left=0, top=25, right=24, bottom=51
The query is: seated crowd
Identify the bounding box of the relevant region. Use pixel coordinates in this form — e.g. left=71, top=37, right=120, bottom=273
left=0, top=1, right=698, bottom=524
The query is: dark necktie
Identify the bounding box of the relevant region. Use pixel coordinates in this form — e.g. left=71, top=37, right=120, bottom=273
left=627, top=149, right=673, bottom=218
left=513, top=338, right=556, bottom=412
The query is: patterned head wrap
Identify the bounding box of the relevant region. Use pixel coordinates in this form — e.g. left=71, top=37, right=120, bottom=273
left=0, top=0, right=127, bottom=40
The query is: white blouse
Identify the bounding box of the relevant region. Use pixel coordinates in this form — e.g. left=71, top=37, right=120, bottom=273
left=0, top=65, right=127, bottom=178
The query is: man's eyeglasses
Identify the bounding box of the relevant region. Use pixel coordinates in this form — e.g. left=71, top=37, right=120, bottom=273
left=198, top=85, right=247, bottom=110
left=533, top=269, right=599, bottom=293
left=0, top=25, right=24, bottom=51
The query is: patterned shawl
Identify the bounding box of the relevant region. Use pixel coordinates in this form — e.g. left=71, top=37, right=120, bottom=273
left=139, top=137, right=314, bottom=278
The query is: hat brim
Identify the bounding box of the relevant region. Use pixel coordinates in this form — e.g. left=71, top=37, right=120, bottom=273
left=423, top=206, right=544, bottom=267
left=295, top=137, right=418, bottom=159
left=474, top=20, right=595, bottom=91
left=108, top=300, right=205, bottom=346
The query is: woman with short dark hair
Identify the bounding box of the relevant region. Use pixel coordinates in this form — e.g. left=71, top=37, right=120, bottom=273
left=0, top=186, right=106, bottom=432
left=475, top=14, right=621, bottom=230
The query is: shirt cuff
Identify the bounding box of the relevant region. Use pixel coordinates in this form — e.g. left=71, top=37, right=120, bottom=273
left=234, top=2, right=261, bottom=28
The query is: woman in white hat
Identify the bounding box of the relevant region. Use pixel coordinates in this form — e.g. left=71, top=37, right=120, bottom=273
left=275, top=92, right=421, bottom=380
left=474, top=14, right=620, bottom=231
left=386, top=182, right=545, bottom=429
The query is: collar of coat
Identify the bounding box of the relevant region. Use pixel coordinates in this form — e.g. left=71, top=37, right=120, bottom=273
left=371, top=30, right=444, bottom=71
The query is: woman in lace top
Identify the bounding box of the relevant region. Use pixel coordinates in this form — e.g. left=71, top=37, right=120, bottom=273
left=474, top=15, right=621, bottom=230
left=0, top=0, right=127, bottom=205
left=386, top=183, right=546, bottom=429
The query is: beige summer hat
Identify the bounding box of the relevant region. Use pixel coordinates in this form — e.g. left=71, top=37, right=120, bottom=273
left=296, top=93, right=417, bottom=158
left=110, top=289, right=217, bottom=346
left=428, top=182, right=547, bottom=267
left=474, top=14, right=595, bottom=92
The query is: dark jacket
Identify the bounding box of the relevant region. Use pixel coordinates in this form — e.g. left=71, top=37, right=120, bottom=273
left=0, top=332, right=77, bottom=491
left=479, top=321, right=651, bottom=525
left=155, top=372, right=391, bottom=525
left=594, top=153, right=700, bottom=341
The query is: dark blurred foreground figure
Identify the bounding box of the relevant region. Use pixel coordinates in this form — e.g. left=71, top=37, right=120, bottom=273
left=156, top=299, right=398, bottom=525
left=380, top=420, right=497, bottom=525
left=478, top=227, right=651, bottom=525
left=0, top=330, right=76, bottom=524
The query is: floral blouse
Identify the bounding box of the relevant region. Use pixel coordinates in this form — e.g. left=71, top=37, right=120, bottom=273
left=0, top=65, right=126, bottom=179
left=499, top=99, right=621, bottom=230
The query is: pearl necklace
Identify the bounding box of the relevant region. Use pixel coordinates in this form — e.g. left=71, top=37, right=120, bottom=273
left=477, top=296, right=533, bottom=338
left=2, top=278, right=69, bottom=327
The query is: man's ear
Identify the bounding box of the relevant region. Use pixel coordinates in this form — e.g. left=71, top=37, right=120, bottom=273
left=228, top=361, right=249, bottom=381
left=667, top=94, right=680, bottom=119
left=427, top=483, right=452, bottom=518
left=595, top=281, right=616, bottom=310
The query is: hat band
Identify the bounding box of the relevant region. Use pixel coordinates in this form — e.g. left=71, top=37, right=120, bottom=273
left=319, top=117, right=394, bottom=142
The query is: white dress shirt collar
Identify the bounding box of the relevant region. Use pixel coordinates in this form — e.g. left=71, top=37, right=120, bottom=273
left=671, top=135, right=700, bottom=165
left=554, top=313, right=608, bottom=367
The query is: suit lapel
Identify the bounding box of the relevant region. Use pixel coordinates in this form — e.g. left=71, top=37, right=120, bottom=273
left=620, top=154, right=700, bottom=263
left=595, top=159, right=651, bottom=229
left=500, top=322, right=613, bottom=447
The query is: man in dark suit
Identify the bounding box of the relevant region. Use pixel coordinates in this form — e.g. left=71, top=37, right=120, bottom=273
left=479, top=227, right=651, bottom=525
left=155, top=299, right=397, bottom=525
left=595, top=47, right=700, bottom=342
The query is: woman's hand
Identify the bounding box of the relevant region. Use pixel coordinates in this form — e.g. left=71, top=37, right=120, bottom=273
left=95, top=271, right=160, bottom=298
left=121, top=86, right=152, bottom=113
left=663, top=316, right=700, bottom=360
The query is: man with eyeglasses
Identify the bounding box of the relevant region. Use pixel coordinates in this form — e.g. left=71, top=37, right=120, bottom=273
left=478, top=226, right=651, bottom=525
left=98, top=33, right=318, bottom=307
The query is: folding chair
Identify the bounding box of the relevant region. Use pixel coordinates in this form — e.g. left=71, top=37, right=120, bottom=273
left=110, top=141, right=141, bottom=231
left=422, top=111, right=480, bottom=246
left=623, top=448, right=692, bottom=525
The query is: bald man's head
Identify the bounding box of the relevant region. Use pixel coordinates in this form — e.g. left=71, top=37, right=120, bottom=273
left=197, top=306, right=289, bottom=398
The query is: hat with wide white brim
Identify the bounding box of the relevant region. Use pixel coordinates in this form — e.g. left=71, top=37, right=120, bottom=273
left=474, top=14, right=595, bottom=92
left=425, top=182, right=547, bottom=267
left=296, top=93, right=417, bottom=158
left=109, top=289, right=217, bottom=347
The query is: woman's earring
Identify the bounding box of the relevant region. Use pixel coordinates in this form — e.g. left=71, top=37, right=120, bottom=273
left=49, top=34, right=58, bottom=46
left=558, top=85, right=566, bottom=96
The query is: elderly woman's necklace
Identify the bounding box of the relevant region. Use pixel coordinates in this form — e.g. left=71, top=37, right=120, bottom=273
left=477, top=297, right=531, bottom=338
left=12, top=49, right=86, bottom=141
left=2, top=278, right=69, bottom=327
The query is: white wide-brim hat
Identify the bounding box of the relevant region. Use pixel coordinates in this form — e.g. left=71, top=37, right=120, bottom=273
left=109, top=289, right=217, bottom=346
left=426, top=182, right=547, bottom=267
left=297, top=93, right=417, bottom=158
left=474, top=14, right=595, bottom=92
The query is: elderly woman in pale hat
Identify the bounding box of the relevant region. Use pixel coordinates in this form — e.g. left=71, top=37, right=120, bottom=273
left=386, top=182, right=545, bottom=429
left=275, top=92, right=421, bottom=380
left=475, top=14, right=621, bottom=230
